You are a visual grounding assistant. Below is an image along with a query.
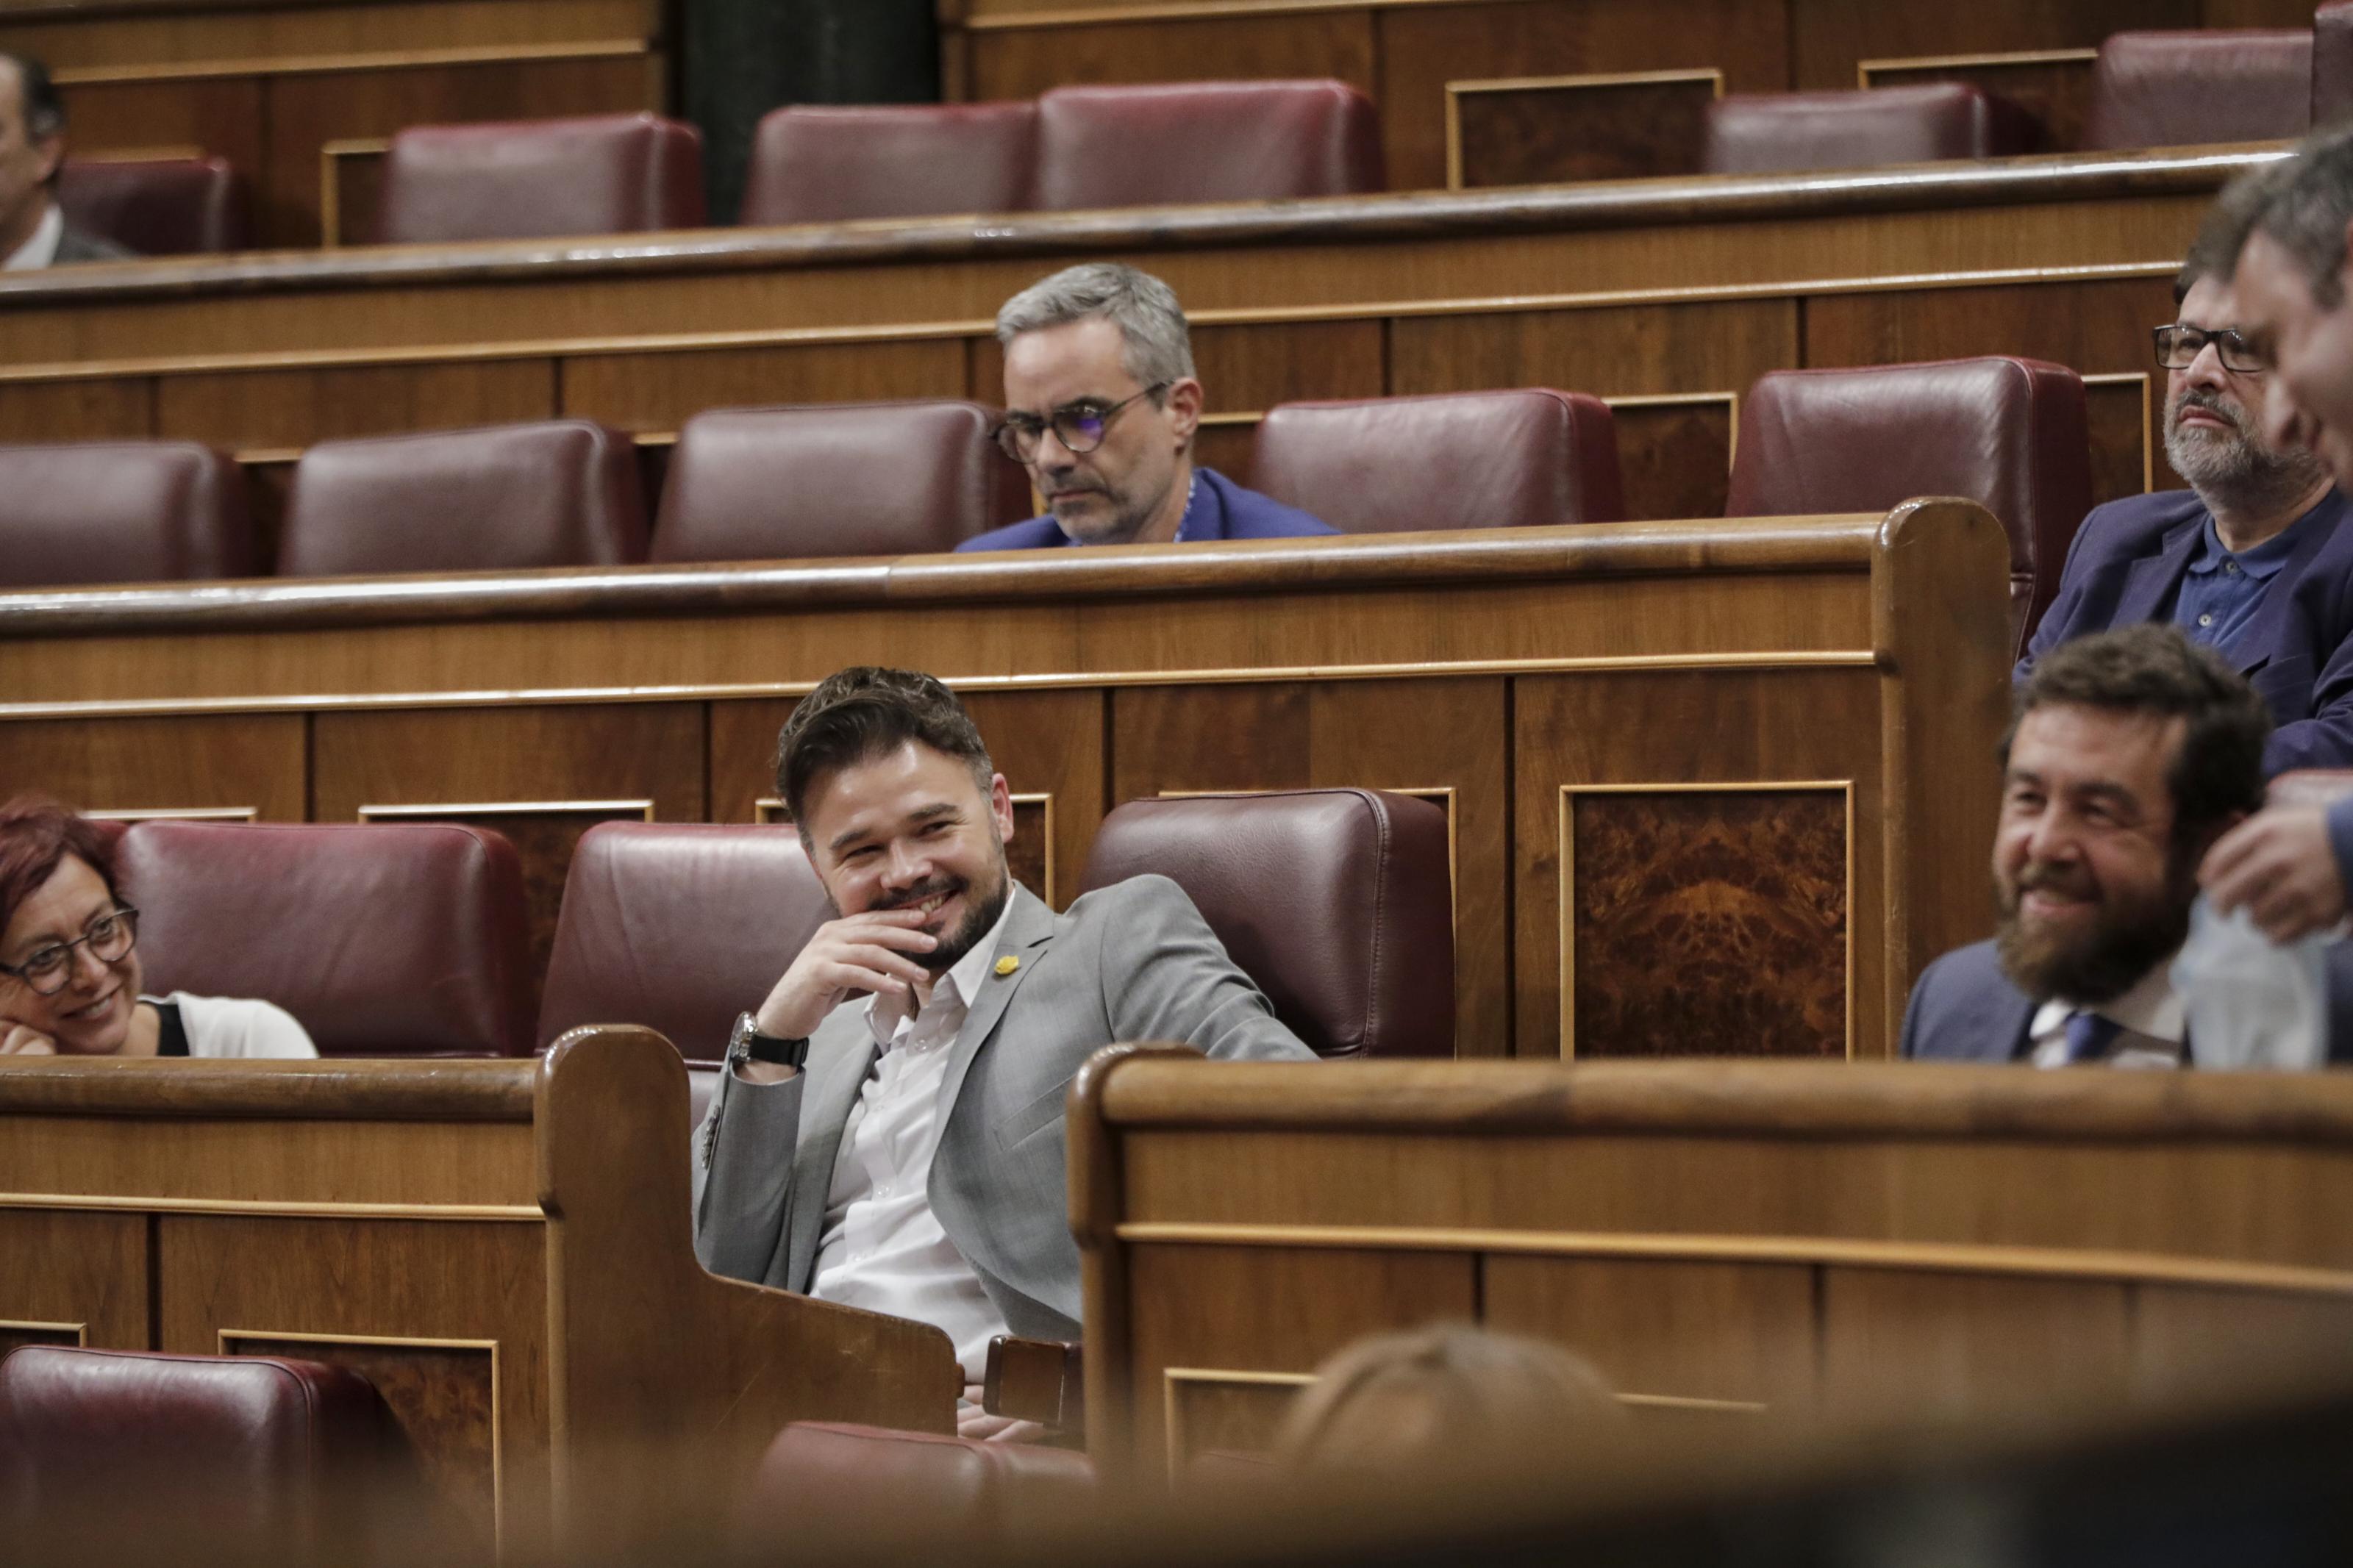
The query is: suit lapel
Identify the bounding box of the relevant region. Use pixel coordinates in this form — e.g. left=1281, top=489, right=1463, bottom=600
left=2110, top=518, right=2204, bottom=629
left=2227, top=501, right=2340, bottom=676
left=935, top=886, right=1058, bottom=1126
left=780, top=1012, right=879, bottom=1292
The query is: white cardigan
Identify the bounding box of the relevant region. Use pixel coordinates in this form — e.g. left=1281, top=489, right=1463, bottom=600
left=146, top=992, right=318, bottom=1059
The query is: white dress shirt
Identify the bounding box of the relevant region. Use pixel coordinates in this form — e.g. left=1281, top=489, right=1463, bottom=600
left=2027, top=960, right=2187, bottom=1069
left=3, top=203, right=63, bottom=271
left=810, top=895, right=1016, bottom=1378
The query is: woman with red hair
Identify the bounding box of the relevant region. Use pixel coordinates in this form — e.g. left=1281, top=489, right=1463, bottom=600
left=0, top=797, right=313, bottom=1059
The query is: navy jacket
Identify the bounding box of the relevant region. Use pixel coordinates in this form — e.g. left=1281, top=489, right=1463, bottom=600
left=2016, top=487, right=2353, bottom=777
left=1899, top=937, right=2353, bottom=1064
left=955, top=466, right=1335, bottom=551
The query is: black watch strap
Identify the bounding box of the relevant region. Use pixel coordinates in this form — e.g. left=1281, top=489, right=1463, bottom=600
left=732, top=1012, right=809, bottom=1069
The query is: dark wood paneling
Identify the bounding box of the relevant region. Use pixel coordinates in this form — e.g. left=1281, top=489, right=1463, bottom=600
left=1191, top=320, right=1388, bottom=411
left=1863, top=56, right=2094, bottom=154
left=0, top=1209, right=149, bottom=1351
left=1788, top=0, right=2196, bottom=93
left=1193, top=421, right=1257, bottom=487
left=1110, top=679, right=1507, bottom=1057
left=1613, top=398, right=1735, bottom=520
left=1568, top=785, right=1848, bottom=1057
left=0, top=377, right=154, bottom=443
left=1802, top=276, right=2177, bottom=377
left=2132, top=1286, right=2353, bottom=1402
left=1818, top=1268, right=2132, bottom=1420
left=328, top=144, right=388, bottom=248
left=966, top=12, right=1376, bottom=109
left=1379, top=0, right=1791, bottom=191
left=60, top=75, right=267, bottom=198
left=1454, top=74, right=1718, bottom=188
left=0, top=714, right=305, bottom=821
left=1392, top=298, right=1796, bottom=401
left=563, top=340, right=968, bottom=434
left=2084, top=375, right=2154, bottom=505
left=156, top=360, right=557, bottom=452
left=1515, top=668, right=1885, bottom=1059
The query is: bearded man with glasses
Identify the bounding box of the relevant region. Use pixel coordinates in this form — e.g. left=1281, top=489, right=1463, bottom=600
left=957, top=262, right=1336, bottom=550
left=2016, top=221, right=2353, bottom=782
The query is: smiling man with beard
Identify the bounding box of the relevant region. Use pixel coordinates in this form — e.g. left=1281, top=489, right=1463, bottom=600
left=2016, top=235, right=2353, bottom=779
left=692, top=667, right=1315, bottom=1438
left=1904, top=625, right=2274, bottom=1066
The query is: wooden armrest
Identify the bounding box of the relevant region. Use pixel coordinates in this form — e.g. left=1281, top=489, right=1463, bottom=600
left=982, top=1334, right=1084, bottom=1432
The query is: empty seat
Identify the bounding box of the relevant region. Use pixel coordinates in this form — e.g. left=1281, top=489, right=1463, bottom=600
left=1726, top=357, right=2093, bottom=655
left=374, top=112, right=705, bottom=245
left=740, top=102, right=1038, bottom=226
left=121, top=820, right=534, bottom=1056
left=1077, top=789, right=1452, bottom=1058
left=0, top=441, right=258, bottom=587
left=1702, top=85, right=2041, bottom=175
left=735, top=1420, right=1093, bottom=1549
left=0, top=1346, right=404, bottom=1554
left=2083, top=30, right=2313, bottom=151
left=651, top=401, right=1032, bottom=562
left=1249, top=390, right=1624, bottom=534
left=57, top=157, right=251, bottom=255
left=1033, top=81, right=1380, bottom=210
left=2320, top=4, right=2353, bottom=127
left=278, top=421, right=647, bottom=577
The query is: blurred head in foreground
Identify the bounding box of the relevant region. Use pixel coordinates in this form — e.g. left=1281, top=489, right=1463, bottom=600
left=1274, top=1325, right=1624, bottom=1480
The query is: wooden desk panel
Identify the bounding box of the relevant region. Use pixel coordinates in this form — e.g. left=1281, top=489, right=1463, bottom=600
left=0, top=509, right=2011, bottom=1060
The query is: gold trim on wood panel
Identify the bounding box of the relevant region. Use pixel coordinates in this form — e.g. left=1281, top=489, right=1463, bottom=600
left=83, top=806, right=259, bottom=823
left=1621, top=1392, right=1768, bottom=1415
left=1116, top=1222, right=2353, bottom=1296
left=1857, top=48, right=2100, bottom=89
left=2082, top=370, right=2155, bottom=493
left=0, top=1192, right=539, bottom=1220
left=0, top=654, right=1885, bottom=725
left=1162, top=1367, right=1313, bottom=1481
left=1444, top=69, right=1724, bottom=192
left=357, top=799, right=657, bottom=823
left=1557, top=781, right=1854, bottom=1061
left=75, top=146, right=206, bottom=162
left=0, top=1317, right=88, bottom=1345
left=319, top=137, right=390, bottom=251
left=52, top=39, right=652, bottom=88
left=221, top=1327, right=504, bottom=1549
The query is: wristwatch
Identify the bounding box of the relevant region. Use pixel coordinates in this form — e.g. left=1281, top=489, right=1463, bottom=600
left=729, top=1011, right=810, bottom=1070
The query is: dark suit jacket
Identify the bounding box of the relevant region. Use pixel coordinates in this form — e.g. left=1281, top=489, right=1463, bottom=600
left=53, top=223, right=136, bottom=264
left=955, top=465, right=1335, bottom=551
left=1900, top=937, right=2353, bottom=1064
left=2015, top=487, right=2353, bottom=776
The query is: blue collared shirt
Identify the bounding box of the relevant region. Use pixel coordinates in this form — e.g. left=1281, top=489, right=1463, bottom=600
left=2172, top=500, right=2337, bottom=656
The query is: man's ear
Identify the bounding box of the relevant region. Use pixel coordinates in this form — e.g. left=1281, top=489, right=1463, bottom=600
left=990, top=773, right=1015, bottom=842
left=1164, top=377, right=1204, bottom=445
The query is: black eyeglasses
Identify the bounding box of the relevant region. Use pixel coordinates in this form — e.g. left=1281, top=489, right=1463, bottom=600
left=0, top=906, right=139, bottom=998
left=993, top=383, right=1170, bottom=463
left=2155, top=324, right=2268, bottom=373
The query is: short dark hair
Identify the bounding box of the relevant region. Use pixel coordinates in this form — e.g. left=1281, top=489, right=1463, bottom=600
left=0, top=796, right=119, bottom=940
left=1, top=52, right=63, bottom=143
left=2208, top=130, right=2353, bottom=309
left=2179, top=154, right=2296, bottom=304
left=2002, top=625, right=2271, bottom=854
left=773, top=667, right=993, bottom=834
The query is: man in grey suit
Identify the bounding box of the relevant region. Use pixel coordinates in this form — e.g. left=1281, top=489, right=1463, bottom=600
left=693, top=667, right=1315, bottom=1437
left=0, top=53, right=135, bottom=272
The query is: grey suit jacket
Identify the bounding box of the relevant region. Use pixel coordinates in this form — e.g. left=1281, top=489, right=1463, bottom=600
left=691, top=875, right=1317, bottom=1340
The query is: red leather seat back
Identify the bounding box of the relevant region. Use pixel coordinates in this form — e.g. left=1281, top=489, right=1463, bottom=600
left=740, top=102, right=1039, bottom=225
left=736, top=1421, right=1093, bottom=1544
left=0, top=441, right=258, bottom=587
left=1702, top=85, right=2043, bottom=174
left=374, top=112, right=705, bottom=244
left=1077, top=789, right=1452, bottom=1058
left=2319, top=4, right=2353, bottom=127
left=1727, top=357, right=2093, bottom=654
left=539, top=822, right=832, bottom=1063
left=121, top=820, right=535, bottom=1056
left=279, top=420, right=648, bottom=576
left=651, top=401, right=1031, bottom=562
left=1249, top=390, right=1624, bottom=533
left=1034, top=81, right=1381, bottom=210
left=0, top=1346, right=404, bottom=1544
left=2085, top=30, right=2313, bottom=151
left=57, top=157, right=251, bottom=254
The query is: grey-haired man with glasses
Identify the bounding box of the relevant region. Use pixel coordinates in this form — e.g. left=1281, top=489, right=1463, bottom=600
left=957, top=262, right=1335, bottom=550
left=2016, top=228, right=2353, bottom=782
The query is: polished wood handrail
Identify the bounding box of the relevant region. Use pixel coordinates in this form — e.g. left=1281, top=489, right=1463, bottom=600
left=0, top=1055, right=538, bottom=1119
left=0, top=145, right=2279, bottom=307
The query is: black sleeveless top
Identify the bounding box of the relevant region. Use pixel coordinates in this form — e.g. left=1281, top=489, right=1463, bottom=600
left=150, top=1000, right=191, bottom=1058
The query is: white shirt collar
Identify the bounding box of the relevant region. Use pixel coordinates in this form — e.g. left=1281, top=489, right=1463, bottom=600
left=4, top=203, right=63, bottom=272
left=2029, top=957, right=2188, bottom=1049
left=863, top=887, right=1018, bottom=1046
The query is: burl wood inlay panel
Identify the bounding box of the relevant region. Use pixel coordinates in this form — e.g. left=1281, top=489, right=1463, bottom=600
left=1454, top=74, right=1718, bottom=188
left=1566, top=786, right=1848, bottom=1057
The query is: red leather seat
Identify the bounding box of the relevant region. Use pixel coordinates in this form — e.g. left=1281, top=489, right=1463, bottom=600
left=1033, top=81, right=1381, bottom=210
left=539, top=821, right=831, bottom=1067
left=651, top=401, right=1031, bottom=562
left=374, top=112, right=705, bottom=244
left=2084, top=29, right=2313, bottom=151
left=740, top=102, right=1038, bottom=225
left=57, top=157, right=251, bottom=255
left=0, top=441, right=258, bottom=587
left=121, top=820, right=535, bottom=1056
left=0, top=1346, right=405, bottom=1554
left=279, top=420, right=648, bottom=576
left=2319, top=4, right=2353, bottom=127
left=1249, top=390, right=1624, bottom=534
left=1078, top=788, right=1452, bottom=1057
left=735, top=1420, right=1092, bottom=1547
left=1726, top=358, right=2093, bottom=655
left=1702, top=85, right=2042, bottom=174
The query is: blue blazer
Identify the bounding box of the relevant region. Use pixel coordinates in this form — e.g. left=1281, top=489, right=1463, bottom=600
left=955, top=466, right=1336, bottom=551
left=2016, top=487, right=2353, bottom=776
left=1899, top=937, right=2353, bottom=1064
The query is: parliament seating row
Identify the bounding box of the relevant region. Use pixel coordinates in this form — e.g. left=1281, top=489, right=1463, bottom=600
left=0, top=360, right=2086, bottom=646
left=111, top=788, right=1454, bottom=1077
